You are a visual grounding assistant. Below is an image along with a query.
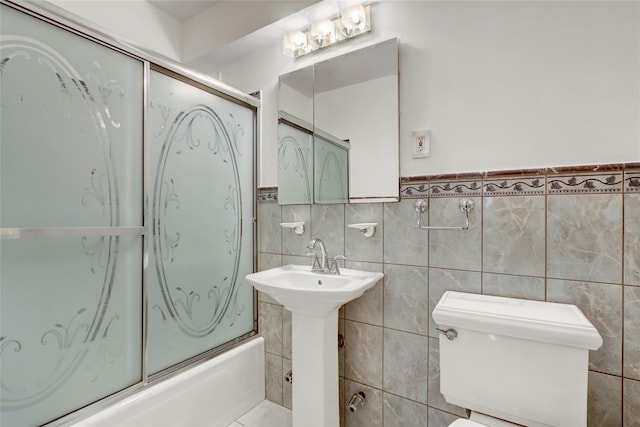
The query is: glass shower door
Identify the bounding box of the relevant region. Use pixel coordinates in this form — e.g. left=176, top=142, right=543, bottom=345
left=146, top=68, right=255, bottom=375
left=0, top=5, right=143, bottom=426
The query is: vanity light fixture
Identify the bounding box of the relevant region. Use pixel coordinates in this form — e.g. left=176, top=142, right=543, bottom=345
left=283, top=4, right=371, bottom=58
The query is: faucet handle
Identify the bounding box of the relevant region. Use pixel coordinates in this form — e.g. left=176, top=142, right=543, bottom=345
left=331, top=255, right=347, bottom=274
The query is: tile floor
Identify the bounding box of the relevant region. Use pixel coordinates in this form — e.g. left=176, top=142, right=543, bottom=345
left=227, top=400, right=291, bottom=427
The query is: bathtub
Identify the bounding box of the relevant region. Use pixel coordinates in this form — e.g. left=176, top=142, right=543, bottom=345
left=72, top=337, right=265, bottom=427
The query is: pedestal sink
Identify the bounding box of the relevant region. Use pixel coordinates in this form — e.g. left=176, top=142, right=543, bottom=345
left=245, top=264, right=383, bottom=427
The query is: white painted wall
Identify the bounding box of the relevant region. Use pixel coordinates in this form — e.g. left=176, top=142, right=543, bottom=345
left=46, top=0, right=182, bottom=61
left=215, top=1, right=640, bottom=187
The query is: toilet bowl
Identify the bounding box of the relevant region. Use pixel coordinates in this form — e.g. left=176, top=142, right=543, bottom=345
left=432, top=291, right=603, bottom=427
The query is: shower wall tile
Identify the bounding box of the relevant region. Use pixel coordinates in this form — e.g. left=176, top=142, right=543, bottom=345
left=383, top=393, right=428, bottom=427
left=344, top=380, right=383, bottom=427
left=257, top=202, right=281, bottom=253
left=547, top=194, right=622, bottom=284
left=624, top=286, right=640, bottom=380
left=383, top=264, right=429, bottom=335
left=624, top=379, right=640, bottom=427
left=427, top=337, right=466, bottom=418
left=482, top=273, right=545, bottom=301
left=265, top=352, right=283, bottom=405
left=429, top=197, right=482, bottom=271
left=259, top=302, right=283, bottom=356
left=624, top=193, right=640, bottom=286
left=483, top=195, right=545, bottom=277
left=281, top=204, right=311, bottom=256
left=427, top=407, right=460, bottom=427
left=383, top=329, right=428, bottom=403
left=344, top=320, right=383, bottom=389
left=429, top=268, right=481, bottom=338
left=547, top=279, right=622, bottom=376
left=345, top=203, right=383, bottom=263
left=383, top=199, right=428, bottom=266
left=344, top=261, right=384, bottom=326
left=587, top=371, right=622, bottom=427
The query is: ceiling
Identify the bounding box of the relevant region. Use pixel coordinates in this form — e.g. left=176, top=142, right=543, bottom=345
left=145, top=0, right=323, bottom=69
left=147, top=0, right=220, bottom=22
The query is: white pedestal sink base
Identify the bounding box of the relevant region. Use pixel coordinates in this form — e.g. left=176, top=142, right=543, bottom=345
left=291, top=308, right=339, bottom=427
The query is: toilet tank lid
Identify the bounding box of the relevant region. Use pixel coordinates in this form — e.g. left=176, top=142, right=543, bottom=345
left=432, top=291, right=603, bottom=350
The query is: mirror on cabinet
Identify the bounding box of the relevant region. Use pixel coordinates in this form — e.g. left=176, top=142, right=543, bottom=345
left=277, top=37, right=399, bottom=205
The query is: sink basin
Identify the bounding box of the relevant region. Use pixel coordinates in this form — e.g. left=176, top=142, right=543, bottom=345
left=245, top=264, right=383, bottom=315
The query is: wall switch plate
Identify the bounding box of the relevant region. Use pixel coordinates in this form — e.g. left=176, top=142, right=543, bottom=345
left=412, top=129, right=430, bottom=159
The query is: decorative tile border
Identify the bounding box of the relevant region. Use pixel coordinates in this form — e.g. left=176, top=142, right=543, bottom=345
left=399, top=179, right=429, bottom=199
left=257, top=187, right=278, bottom=203
left=260, top=163, right=639, bottom=202
left=483, top=176, right=545, bottom=196
left=547, top=172, right=622, bottom=194
left=625, top=169, right=640, bottom=193
left=429, top=179, right=482, bottom=198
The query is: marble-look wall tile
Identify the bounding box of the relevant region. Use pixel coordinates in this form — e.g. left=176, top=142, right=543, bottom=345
left=547, top=194, right=622, bottom=284
left=427, top=337, right=466, bottom=418
left=265, top=352, right=283, bottom=405
left=383, top=392, right=428, bottom=427
left=344, top=261, right=384, bottom=326
left=429, top=197, right=482, bottom=271
left=547, top=279, right=622, bottom=376
left=624, top=378, right=640, bottom=427
left=383, top=329, right=428, bottom=403
left=283, top=358, right=292, bottom=410
left=429, top=268, right=481, bottom=338
left=281, top=204, right=311, bottom=256
left=587, top=371, right=622, bottom=427
left=311, top=203, right=345, bottom=256
left=344, top=380, right=383, bottom=427
left=427, top=407, right=460, bottom=427
left=343, top=320, right=383, bottom=389
left=482, top=273, right=545, bottom=301
left=383, top=199, right=428, bottom=266
left=282, top=254, right=310, bottom=267
left=257, top=202, right=281, bottom=253
left=345, top=203, right=383, bottom=263
left=383, top=264, right=429, bottom=335
left=483, top=196, right=545, bottom=277
left=257, top=252, right=282, bottom=304
left=259, top=302, right=283, bottom=356
left=624, top=194, right=640, bottom=286
left=624, top=286, right=640, bottom=380
left=283, top=308, right=292, bottom=360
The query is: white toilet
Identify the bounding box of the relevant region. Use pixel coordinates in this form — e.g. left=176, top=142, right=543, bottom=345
left=432, top=291, right=603, bottom=427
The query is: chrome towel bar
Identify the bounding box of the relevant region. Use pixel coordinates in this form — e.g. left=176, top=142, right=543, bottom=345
left=415, top=199, right=474, bottom=231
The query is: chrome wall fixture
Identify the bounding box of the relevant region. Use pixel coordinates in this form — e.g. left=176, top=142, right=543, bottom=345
left=415, top=199, right=475, bottom=231
left=283, top=4, right=371, bottom=58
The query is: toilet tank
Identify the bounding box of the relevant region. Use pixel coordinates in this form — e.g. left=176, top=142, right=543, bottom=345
left=432, top=291, right=603, bottom=427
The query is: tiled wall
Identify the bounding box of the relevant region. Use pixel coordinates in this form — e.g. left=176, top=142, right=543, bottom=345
left=256, top=163, right=640, bottom=427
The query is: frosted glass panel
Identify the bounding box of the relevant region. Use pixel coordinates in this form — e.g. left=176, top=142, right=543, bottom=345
left=0, top=5, right=143, bottom=228
left=278, top=122, right=313, bottom=204
left=147, top=69, right=255, bottom=374
left=0, top=236, right=142, bottom=426
left=1, top=4, right=143, bottom=426
left=314, top=135, right=348, bottom=204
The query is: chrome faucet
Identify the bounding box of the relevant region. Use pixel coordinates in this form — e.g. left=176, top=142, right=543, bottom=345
left=307, top=238, right=345, bottom=275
